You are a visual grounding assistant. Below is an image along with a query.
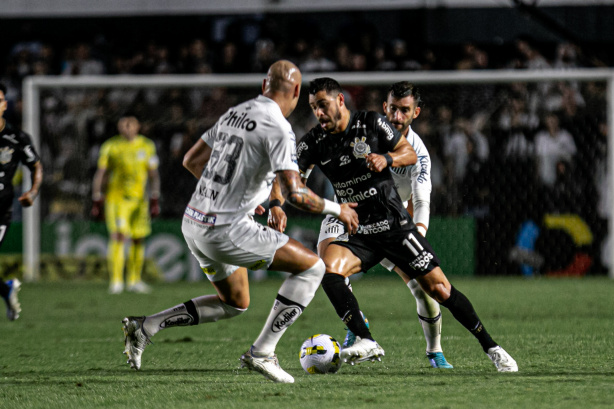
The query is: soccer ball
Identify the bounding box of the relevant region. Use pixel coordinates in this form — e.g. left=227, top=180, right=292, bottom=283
left=299, top=334, right=342, bottom=374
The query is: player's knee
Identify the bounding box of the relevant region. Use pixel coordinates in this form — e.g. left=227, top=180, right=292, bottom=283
left=221, top=301, right=247, bottom=318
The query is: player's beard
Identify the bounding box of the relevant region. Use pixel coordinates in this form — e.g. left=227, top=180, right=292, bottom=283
left=322, top=105, right=343, bottom=133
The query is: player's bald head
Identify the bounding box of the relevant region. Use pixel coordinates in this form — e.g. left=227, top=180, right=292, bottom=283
left=264, top=60, right=302, bottom=94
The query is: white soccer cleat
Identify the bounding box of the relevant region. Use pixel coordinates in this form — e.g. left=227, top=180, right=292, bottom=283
left=109, top=282, right=124, bottom=294
left=340, top=336, right=385, bottom=365
left=487, top=346, right=518, bottom=372
left=240, top=348, right=294, bottom=383
left=3, top=279, right=21, bottom=321
left=126, top=281, right=152, bottom=294
left=122, top=316, right=151, bottom=370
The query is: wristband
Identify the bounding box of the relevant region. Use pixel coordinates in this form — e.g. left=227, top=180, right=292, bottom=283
left=269, top=199, right=282, bottom=208
left=301, top=168, right=313, bottom=180
left=383, top=153, right=393, bottom=167
left=322, top=199, right=341, bottom=217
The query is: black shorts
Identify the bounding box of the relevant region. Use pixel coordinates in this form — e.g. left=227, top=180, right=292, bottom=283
left=0, top=199, right=13, bottom=248
left=331, top=223, right=440, bottom=279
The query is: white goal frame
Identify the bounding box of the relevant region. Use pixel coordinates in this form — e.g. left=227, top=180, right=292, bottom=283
left=22, top=68, right=614, bottom=281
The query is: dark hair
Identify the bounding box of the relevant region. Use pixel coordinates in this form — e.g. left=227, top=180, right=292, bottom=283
left=0, top=83, right=6, bottom=95
left=308, top=77, right=343, bottom=96
left=387, top=81, right=421, bottom=107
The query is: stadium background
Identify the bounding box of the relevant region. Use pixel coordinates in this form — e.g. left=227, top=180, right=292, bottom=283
left=1, top=0, right=613, bottom=281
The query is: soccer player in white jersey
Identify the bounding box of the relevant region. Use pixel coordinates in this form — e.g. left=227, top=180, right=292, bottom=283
left=121, top=60, right=359, bottom=383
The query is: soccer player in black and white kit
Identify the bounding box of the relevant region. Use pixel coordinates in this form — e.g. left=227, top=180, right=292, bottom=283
left=120, top=62, right=359, bottom=383
left=0, top=83, right=44, bottom=321
left=309, top=82, right=452, bottom=369
left=297, top=78, right=517, bottom=372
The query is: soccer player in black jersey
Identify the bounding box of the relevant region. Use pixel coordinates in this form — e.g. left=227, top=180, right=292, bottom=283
left=0, top=83, right=44, bottom=321
left=297, top=78, right=518, bottom=372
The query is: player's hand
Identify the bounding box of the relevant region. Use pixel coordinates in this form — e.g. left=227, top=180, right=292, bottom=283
left=18, top=191, right=36, bottom=207
left=254, top=205, right=266, bottom=215
left=268, top=206, right=287, bottom=233
left=338, top=202, right=359, bottom=235
left=91, top=198, right=105, bottom=220
left=365, top=153, right=389, bottom=172
left=150, top=197, right=160, bottom=218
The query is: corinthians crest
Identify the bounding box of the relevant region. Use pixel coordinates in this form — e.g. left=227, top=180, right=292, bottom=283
left=350, top=136, right=371, bottom=159
left=0, top=147, right=14, bottom=165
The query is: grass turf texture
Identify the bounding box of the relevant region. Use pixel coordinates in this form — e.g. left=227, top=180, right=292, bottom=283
left=1, top=276, right=613, bottom=409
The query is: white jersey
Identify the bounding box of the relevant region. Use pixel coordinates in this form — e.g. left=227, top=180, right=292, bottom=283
left=183, top=95, right=299, bottom=235
left=390, top=126, right=432, bottom=230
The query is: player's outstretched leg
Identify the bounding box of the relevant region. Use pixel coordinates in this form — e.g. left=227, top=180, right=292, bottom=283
left=122, top=316, right=152, bottom=370
left=322, top=273, right=385, bottom=365
left=407, top=279, right=453, bottom=369
left=242, top=258, right=326, bottom=383
left=417, top=267, right=517, bottom=372
left=341, top=277, right=370, bottom=348
left=1, top=279, right=21, bottom=321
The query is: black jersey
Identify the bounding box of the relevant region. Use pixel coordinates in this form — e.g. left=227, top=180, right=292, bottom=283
left=0, top=121, right=40, bottom=204
left=297, top=111, right=413, bottom=233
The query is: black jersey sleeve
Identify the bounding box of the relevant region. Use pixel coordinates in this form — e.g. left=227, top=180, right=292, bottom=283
left=369, top=112, right=402, bottom=152
left=16, top=131, right=40, bottom=171
left=296, top=131, right=316, bottom=173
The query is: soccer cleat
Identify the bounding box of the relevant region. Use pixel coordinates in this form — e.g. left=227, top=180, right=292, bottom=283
left=240, top=348, right=294, bottom=383
left=109, top=282, right=124, bottom=294
left=122, top=316, right=152, bottom=370
left=342, top=312, right=369, bottom=348
left=487, top=346, right=518, bottom=372
left=340, top=336, right=385, bottom=365
left=126, top=281, right=152, bottom=294
left=3, top=279, right=21, bottom=321
left=427, top=352, right=454, bottom=369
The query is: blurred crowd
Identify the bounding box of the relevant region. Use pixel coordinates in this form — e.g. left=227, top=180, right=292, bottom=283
left=0, top=19, right=610, bottom=272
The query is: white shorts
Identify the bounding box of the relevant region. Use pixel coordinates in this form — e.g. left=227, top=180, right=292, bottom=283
left=182, top=215, right=289, bottom=282
left=318, top=215, right=396, bottom=271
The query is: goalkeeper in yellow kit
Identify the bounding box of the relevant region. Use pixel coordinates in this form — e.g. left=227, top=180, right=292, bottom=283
left=92, top=115, right=161, bottom=294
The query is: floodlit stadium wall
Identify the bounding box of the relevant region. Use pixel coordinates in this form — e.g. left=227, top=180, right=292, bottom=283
left=19, top=69, right=614, bottom=281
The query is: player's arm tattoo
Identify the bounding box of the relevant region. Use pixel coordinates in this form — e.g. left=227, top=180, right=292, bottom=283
left=277, top=169, right=325, bottom=213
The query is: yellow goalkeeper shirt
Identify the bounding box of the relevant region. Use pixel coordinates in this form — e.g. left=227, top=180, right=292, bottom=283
left=98, top=135, right=159, bottom=201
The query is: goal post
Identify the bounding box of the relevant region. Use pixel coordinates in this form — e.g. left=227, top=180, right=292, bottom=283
left=21, top=68, right=614, bottom=281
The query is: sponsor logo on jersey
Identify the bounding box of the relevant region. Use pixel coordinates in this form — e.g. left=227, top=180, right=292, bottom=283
left=271, top=306, right=302, bottom=332
left=222, top=110, right=257, bottom=131
left=410, top=251, right=434, bottom=271
left=0, top=147, right=14, bottom=165
left=184, top=206, right=217, bottom=226
left=297, top=141, right=308, bottom=156
left=358, top=220, right=390, bottom=235
left=350, top=136, right=371, bottom=159
left=377, top=118, right=395, bottom=140
left=337, top=187, right=378, bottom=203
left=351, top=120, right=366, bottom=130
left=416, top=155, right=430, bottom=183
left=332, top=173, right=371, bottom=189
left=160, top=314, right=194, bottom=328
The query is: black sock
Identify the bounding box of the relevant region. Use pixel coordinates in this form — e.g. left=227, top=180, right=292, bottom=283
left=440, top=286, right=497, bottom=352
left=321, top=273, right=372, bottom=340
left=0, top=280, right=10, bottom=298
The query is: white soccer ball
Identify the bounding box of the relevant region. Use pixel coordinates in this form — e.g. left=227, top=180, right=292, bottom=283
left=299, top=334, right=342, bottom=374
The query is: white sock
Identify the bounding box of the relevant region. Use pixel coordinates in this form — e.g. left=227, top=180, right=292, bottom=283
left=143, top=295, right=245, bottom=337
left=252, top=259, right=325, bottom=356
left=408, top=279, right=443, bottom=353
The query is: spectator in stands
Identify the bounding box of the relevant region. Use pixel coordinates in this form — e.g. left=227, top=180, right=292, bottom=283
left=61, top=43, right=105, bottom=76
left=534, top=112, right=577, bottom=188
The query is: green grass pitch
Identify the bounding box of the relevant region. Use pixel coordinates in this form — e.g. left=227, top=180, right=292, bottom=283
left=1, top=276, right=613, bottom=409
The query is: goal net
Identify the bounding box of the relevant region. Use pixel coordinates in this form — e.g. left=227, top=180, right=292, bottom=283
left=20, top=69, right=614, bottom=281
